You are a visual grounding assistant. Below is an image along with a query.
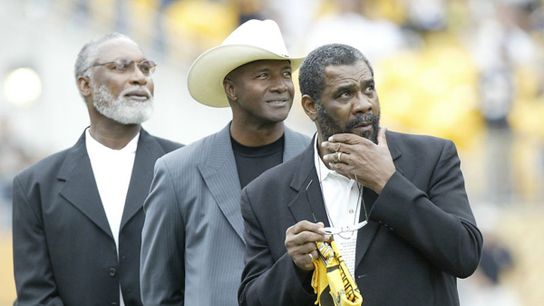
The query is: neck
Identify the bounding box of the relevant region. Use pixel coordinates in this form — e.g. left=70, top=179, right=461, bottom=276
left=230, top=119, right=285, bottom=147
left=89, top=120, right=141, bottom=150
left=86, top=100, right=142, bottom=149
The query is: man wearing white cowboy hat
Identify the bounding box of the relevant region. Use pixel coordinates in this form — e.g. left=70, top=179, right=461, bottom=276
left=140, top=19, right=310, bottom=306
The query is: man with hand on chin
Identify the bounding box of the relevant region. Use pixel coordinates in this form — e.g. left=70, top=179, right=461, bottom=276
left=238, top=43, right=482, bottom=306
left=12, top=33, right=180, bottom=306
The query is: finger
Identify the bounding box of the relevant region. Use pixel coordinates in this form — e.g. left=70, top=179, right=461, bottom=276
left=294, top=241, right=318, bottom=255
left=319, top=140, right=340, bottom=155
left=295, top=253, right=316, bottom=271
left=327, top=133, right=366, bottom=145
left=328, top=162, right=350, bottom=176
left=291, top=247, right=318, bottom=271
left=285, top=222, right=328, bottom=250
left=288, top=243, right=316, bottom=261
left=289, top=230, right=327, bottom=246
left=322, top=153, right=335, bottom=165
left=302, top=249, right=319, bottom=268
left=289, top=220, right=325, bottom=235
left=322, top=152, right=350, bottom=165
left=310, top=249, right=319, bottom=262
left=306, top=249, right=319, bottom=264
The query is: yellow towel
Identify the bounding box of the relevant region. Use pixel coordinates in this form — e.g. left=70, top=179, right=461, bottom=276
left=311, top=240, right=363, bottom=306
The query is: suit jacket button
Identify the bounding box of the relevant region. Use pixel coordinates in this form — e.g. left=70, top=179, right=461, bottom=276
left=111, top=302, right=118, bottom=305
left=109, top=267, right=117, bottom=277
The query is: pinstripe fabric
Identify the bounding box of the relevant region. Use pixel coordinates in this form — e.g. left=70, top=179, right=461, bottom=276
left=141, top=124, right=310, bottom=306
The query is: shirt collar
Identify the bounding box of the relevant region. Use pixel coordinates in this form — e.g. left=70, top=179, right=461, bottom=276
left=85, top=128, right=139, bottom=155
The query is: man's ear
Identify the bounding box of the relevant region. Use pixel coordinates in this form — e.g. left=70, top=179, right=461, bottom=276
left=223, top=78, right=237, bottom=102
left=301, top=94, right=318, bottom=121
left=77, top=76, right=92, bottom=97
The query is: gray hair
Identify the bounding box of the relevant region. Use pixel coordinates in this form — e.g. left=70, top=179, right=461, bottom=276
left=74, top=32, right=137, bottom=79
left=299, top=44, right=373, bottom=103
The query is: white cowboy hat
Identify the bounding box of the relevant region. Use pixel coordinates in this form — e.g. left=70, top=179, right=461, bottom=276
left=187, top=19, right=304, bottom=108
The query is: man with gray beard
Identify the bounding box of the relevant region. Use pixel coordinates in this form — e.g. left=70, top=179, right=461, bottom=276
left=12, top=32, right=181, bottom=306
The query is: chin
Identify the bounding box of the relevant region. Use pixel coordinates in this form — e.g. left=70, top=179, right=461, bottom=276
left=351, top=127, right=378, bottom=144
left=266, top=110, right=290, bottom=123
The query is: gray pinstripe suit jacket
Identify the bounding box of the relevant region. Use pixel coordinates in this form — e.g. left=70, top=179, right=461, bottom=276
left=140, top=124, right=310, bottom=306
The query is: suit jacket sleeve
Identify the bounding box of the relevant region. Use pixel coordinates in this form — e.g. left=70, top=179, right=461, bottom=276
left=12, top=176, right=64, bottom=306
left=140, top=158, right=185, bottom=306
left=372, top=140, right=482, bottom=278
left=238, top=188, right=315, bottom=306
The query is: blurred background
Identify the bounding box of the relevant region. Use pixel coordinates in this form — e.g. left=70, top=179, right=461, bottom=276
left=1, top=0, right=543, bottom=305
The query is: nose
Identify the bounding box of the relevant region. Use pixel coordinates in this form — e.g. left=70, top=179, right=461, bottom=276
left=352, top=94, right=372, bottom=114
left=129, top=65, right=148, bottom=86
left=270, top=76, right=289, bottom=93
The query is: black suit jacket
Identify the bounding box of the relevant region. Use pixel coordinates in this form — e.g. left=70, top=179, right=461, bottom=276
left=12, top=129, right=181, bottom=306
left=238, top=131, right=483, bottom=306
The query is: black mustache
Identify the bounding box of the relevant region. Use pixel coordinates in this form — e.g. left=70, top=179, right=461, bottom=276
left=345, top=113, right=379, bottom=131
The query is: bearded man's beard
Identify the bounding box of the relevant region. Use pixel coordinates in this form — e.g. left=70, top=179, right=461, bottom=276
left=91, top=84, right=153, bottom=125
left=316, top=103, right=380, bottom=144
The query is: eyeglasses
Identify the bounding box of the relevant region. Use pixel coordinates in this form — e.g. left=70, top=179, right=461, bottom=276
left=304, top=178, right=369, bottom=238
left=323, top=221, right=367, bottom=235
left=85, top=59, right=157, bottom=76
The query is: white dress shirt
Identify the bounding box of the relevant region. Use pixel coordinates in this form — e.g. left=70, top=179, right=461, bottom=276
left=86, top=128, right=138, bottom=306
left=314, top=137, right=363, bottom=276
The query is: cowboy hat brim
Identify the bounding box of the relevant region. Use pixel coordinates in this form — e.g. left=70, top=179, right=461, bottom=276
left=188, top=44, right=304, bottom=108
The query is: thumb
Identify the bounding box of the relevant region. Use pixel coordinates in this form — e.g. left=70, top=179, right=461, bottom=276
left=378, top=127, right=388, bottom=147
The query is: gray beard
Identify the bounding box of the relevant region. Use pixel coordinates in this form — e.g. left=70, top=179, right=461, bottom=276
left=91, top=84, right=153, bottom=125
left=316, top=103, right=380, bottom=144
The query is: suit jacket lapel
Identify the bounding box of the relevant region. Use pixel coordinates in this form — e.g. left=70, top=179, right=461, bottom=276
left=58, top=132, right=113, bottom=238
left=287, top=140, right=331, bottom=227
left=354, top=188, right=379, bottom=268
left=120, top=129, right=165, bottom=230
left=355, top=130, right=403, bottom=269
left=198, top=125, right=245, bottom=242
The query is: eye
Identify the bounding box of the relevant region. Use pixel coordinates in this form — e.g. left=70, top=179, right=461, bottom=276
left=338, top=90, right=353, bottom=99
left=112, top=60, right=131, bottom=72
left=138, top=61, right=154, bottom=74
left=140, top=66, right=150, bottom=74
left=365, top=82, right=375, bottom=93
left=282, top=70, right=292, bottom=79
left=256, top=72, right=269, bottom=79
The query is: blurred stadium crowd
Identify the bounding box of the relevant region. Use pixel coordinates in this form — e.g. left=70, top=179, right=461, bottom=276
left=1, top=0, right=544, bottom=305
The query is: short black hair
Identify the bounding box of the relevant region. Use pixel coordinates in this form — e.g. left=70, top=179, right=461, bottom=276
left=299, top=44, right=373, bottom=102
